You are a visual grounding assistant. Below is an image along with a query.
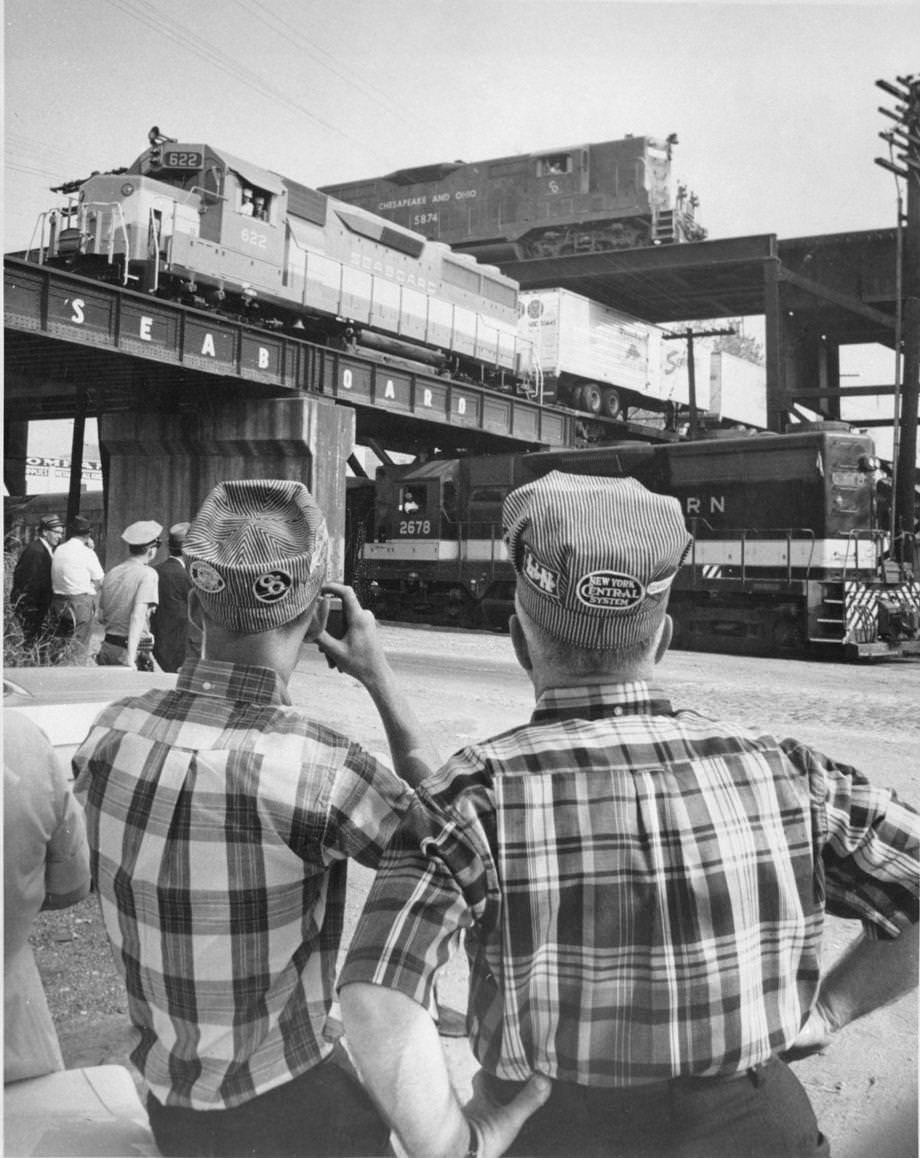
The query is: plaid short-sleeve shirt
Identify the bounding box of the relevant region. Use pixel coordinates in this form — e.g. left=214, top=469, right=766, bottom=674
left=341, top=681, right=919, bottom=1087
left=73, top=659, right=414, bottom=1110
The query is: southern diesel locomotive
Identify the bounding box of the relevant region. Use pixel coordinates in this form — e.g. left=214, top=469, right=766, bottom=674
left=320, top=134, right=707, bottom=263
left=356, top=428, right=920, bottom=660
left=27, top=129, right=535, bottom=390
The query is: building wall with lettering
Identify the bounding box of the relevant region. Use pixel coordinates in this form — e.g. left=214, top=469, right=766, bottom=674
left=24, top=457, right=103, bottom=494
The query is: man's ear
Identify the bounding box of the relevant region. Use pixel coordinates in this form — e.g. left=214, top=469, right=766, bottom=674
left=654, top=615, right=674, bottom=664
left=509, top=614, right=533, bottom=674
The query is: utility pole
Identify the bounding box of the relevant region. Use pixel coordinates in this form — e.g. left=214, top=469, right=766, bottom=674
left=661, top=326, right=735, bottom=439
left=876, top=74, right=920, bottom=558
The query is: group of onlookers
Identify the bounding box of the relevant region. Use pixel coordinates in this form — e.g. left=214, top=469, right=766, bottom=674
left=3, top=474, right=918, bottom=1158
left=8, top=514, right=196, bottom=672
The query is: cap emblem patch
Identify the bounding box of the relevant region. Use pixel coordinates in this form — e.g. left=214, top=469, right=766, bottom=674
left=189, top=560, right=225, bottom=593
left=576, top=571, right=645, bottom=611
left=253, top=569, right=293, bottom=603
left=522, top=546, right=559, bottom=597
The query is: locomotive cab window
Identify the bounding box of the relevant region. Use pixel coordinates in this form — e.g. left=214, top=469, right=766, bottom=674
left=538, top=154, right=572, bottom=177
left=399, top=486, right=427, bottom=514
left=231, top=174, right=273, bottom=221
left=239, top=188, right=271, bottom=222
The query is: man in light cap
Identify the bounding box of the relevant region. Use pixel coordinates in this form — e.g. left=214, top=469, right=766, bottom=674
left=95, top=519, right=162, bottom=669
left=339, top=470, right=917, bottom=1158
left=74, top=478, right=468, bottom=1157
left=11, top=513, right=64, bottom=648
left=150, top=521, right=197, bottom=672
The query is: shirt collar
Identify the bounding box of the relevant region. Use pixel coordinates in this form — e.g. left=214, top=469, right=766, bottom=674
left=531, top=680, right=674, bottom=724
left=176, top=658, right=291, bottom=706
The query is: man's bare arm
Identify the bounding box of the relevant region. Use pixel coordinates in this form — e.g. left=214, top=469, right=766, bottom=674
left=783, top=926, right=918, bottom=1061
left=340, top=982, right=550, bottom=1158
left=126, top=598, right=153, bottom=667
left=316, top=583, right=439, bottom=788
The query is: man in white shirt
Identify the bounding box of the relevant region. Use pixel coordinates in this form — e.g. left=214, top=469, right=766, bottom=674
left=50, top=516, right=104, bottom=664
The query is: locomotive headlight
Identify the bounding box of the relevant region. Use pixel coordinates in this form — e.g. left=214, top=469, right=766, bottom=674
left=858, top=454, right=880, bottom=474
left=120, top=182, right=135, bottom=197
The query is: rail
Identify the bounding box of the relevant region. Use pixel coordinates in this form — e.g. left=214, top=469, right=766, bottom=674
left=147, top=207, right=161, bottom=293
left=26, top=211, right=51, bottom=264
left=685, top=521, right=817, bottom=584
left=24, top=201, right=131, bottom=285
left=837, top=528, right=886, bottom=582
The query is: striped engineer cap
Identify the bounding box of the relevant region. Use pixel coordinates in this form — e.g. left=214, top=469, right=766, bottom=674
left=502, top=471, right=692, bottom=649
left=184, top=479, right=329, bottom=633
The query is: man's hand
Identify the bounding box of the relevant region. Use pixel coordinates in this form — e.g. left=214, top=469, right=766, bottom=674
left=780, top=1004, right=838, bottom=1063
left=315, top=583, right=390, bottom=689
left=466, top=1073, right=552, bottom=1158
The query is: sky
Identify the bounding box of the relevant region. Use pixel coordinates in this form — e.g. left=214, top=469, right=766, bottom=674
left=4, top=0, right=918, bottom=459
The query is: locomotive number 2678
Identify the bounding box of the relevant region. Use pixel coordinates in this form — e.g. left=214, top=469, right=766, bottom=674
left=399, top=519, right=431, bottom=535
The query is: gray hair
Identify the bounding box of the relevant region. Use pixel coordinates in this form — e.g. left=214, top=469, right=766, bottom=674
left=514, top=596, right=659, bottom=675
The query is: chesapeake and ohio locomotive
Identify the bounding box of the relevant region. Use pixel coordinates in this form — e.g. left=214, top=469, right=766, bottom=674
left=320, top=135, right=707, bottom=263
left=355, top=428, right=920, bottom=660
left=27, top=128, right=536, bottom=391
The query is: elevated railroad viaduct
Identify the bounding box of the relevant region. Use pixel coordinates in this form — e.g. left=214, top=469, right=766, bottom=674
left=3, top=227, right=901, bottom=569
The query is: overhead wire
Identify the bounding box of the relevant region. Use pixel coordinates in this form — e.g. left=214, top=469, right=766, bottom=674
left=230, top=0, right=443, bottom=143
left=100, top=0, right=394, bottom=166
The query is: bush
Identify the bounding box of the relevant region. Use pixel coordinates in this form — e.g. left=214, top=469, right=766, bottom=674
left=3, top=551, right=76, bottom=667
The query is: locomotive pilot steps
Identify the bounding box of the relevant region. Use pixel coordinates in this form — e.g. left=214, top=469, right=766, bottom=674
left=357, top=429, right=920, bottom=660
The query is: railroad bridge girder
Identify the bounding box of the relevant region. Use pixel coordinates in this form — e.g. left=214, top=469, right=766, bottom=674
left=503, top=228, right=900, bottom=433
left=4, top=257, right=574, bottom=562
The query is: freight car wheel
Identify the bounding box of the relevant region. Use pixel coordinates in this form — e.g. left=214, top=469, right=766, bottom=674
left=601, top=387, right=622, bottom=419
left=579, top=383, right=603, bottom=414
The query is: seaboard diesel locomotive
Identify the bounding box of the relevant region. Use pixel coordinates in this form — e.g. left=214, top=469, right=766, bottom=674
left=355, top=429, right=920, bottom=660
left=320, top=135, right=706, bottom=264
left=26, top=128, right=536, bottom=391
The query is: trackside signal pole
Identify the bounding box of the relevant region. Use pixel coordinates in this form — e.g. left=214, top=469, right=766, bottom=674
left=876, top=74, right=919, bottom=556
left=661, top=326, right=735, bottom=439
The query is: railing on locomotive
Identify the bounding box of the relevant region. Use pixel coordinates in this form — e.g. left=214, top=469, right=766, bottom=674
left=684, top=521, right=814, bottom=584
left=838, top=528, right=892, bottom=580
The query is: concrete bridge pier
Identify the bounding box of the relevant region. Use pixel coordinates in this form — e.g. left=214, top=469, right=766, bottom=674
left=99, top=394, right=354, bottom=578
